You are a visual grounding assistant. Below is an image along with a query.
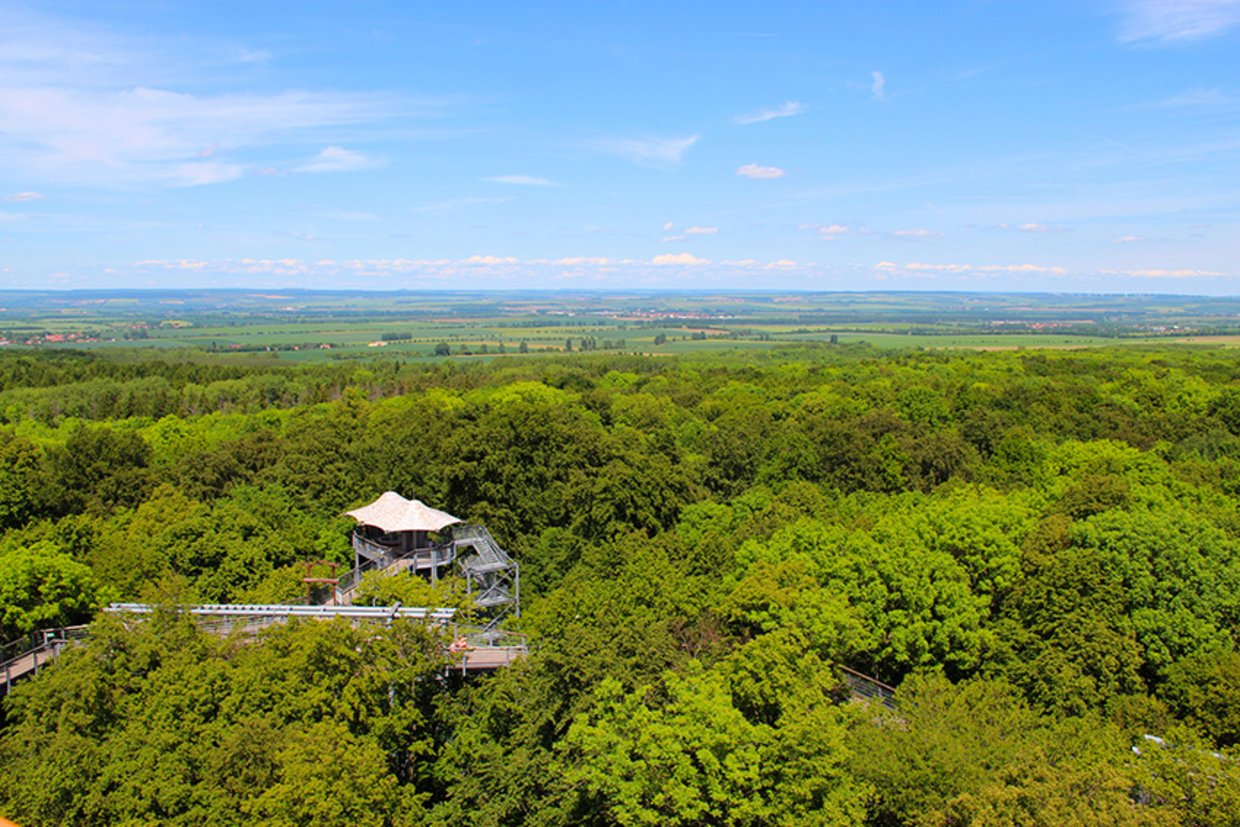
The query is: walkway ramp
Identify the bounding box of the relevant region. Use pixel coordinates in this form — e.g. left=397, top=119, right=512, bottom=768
left=3, top=606, right=526, bottom=694
left=1, top=627, right=88, bottom=695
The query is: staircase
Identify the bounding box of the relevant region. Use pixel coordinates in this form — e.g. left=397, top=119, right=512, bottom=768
left=452, top=525, right=520, bottom=632
left=4, top=523, right=524, bottom=694
left=326, top=524, right=520, bottom=627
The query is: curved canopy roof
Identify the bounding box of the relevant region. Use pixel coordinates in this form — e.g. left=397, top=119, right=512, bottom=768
left=345, top=491, right=461, bottom=533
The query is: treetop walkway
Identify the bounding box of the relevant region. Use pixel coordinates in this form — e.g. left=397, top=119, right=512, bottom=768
left=2, top=603, right=527, bottom=694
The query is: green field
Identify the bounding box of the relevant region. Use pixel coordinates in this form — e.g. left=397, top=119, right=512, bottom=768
left=1, top=289, right=1237, bottom=362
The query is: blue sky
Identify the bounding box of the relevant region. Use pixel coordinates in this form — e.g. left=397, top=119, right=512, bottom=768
left=1, top=1, right=1238, bottom=294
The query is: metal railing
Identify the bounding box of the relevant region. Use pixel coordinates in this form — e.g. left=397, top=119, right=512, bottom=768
left=1, top=625, right=89, bottom=663
left=2, top=605, right=529, bottom=692
left=2, top=625, right=90, bottom=693
left=106, top=603, right=458, bottom=622
left=839, top=665, right=897, bottom=709
left=337, top=532, right=456, bottom=602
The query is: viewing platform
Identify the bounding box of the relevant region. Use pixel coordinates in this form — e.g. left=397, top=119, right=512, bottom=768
left=4, top=492, right=526, bottom=693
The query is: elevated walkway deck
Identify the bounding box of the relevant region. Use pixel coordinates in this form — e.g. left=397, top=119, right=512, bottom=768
left=1, top=626, right=89, bottom=694
left=2, top=605, right=525, bottom=694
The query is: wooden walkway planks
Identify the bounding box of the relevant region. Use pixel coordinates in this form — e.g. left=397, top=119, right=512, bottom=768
left=2, top=645, right=56, bottom=694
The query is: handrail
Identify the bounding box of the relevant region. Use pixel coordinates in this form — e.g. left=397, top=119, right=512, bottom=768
left=4, top=608, right=527, bottom=693
left=839, top=664, right=897, bottom=709
left=351, top=532, right=401, bottom=561
left=331, top=532, right=455, bottom=604
left=105, top=603, right=458, bottom=621
left=1, top=625, right=89, bottom=667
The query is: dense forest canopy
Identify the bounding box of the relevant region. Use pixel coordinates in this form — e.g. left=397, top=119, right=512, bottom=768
left=1, top=343, right=1238, bottom=825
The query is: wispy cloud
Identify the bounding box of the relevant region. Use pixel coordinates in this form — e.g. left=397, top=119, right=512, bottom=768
left=597, top=135, right=699, bottom=166
left=684, top=226, right=718, bottom=235
left=321, top=210, right=380, bottom=222
left=413, top=196, right=512, bottom=212
left=132, top=258, right=210, bottom=270
left=871, top=71, right=887, bottom=101
left=652, top=252, right=710, bottom=265
left=0, top=85, right=401, bottom=186
left=993, top=222, right=1063, bottom=233
left=553, top=257, right=614, bottom=266
left=735, top=100, right=808, bottom=125
left=295, top=146, right=378, bottom=174
left=737, top=163, right=785, bottom=179
left=0, top=7, right=283, bottom=88
left=464, top=255, right=518, bottom=265
left=3, top=191, right=43, bottom=202
left=172, top=161, right=246, bottom=185
left=484, top=174, right=556, bottom=186
left=892, top=228, right=942, bottom=238
left=124, top=254, right=1041, bottom=288
left=1101, top=267, right=1226, bottom=277
left=1114, top=234, right=1142, bottom=243
left=800, top=223, right=854, bottom=239
left=875, top=260, right=1067, bottom=274
left=1143, top=87, right=1236, bottom=108
left=1117, top=0, right=1240, bottom=42
left=0, top=11, right=428, bottom=188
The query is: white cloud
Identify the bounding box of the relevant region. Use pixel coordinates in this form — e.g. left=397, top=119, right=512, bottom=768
left=737, top=163, right=785, bottom=179
left=3, top=191, right=43, bottom=202
left=132, top=259, right=210, bottom=270
left=735, top=100, right=808, bottom=125
left=1118, top=0, right=1240, bottom=42
left=172, top=161, right=246, bottom=185
left=662, top=221, right=675, bottom=231
left=892, top=228, right=942, bottom=238
left=0, top=85, right=398, bottom=186
left=983, top=263, right=1068, bottom=273
left=652, top=252, right=710, bottom=265
left=662, top=235, right=686, bottom=242
left=801, top=223, right=853, bottom=238
left=295, top=146, right=377, bottom=174
left=0, top=7, right=287, bottom=89
left=553, top=257, right=613, bottom=265
left=871, top=71, right=887, bottom=101
left=598, top=135, right=699, bottom=166
left=0, top=12, right=424, bottom=189
left=684, top=226, right=718, bottom=235
left=123, top=254, right=874, bottom=286
left=1148, top=87, right=1236, bottom=107
left=876, top=260, right=1067, bottom=275
left=414, top=196, right=512, bottom=212
left=1018, top=222, right=1054, bottom=233
left=464, top=255, right=518, bottom=265
left=1101, top=267, right=1226, bottom=277
left=1114, top=234, right=1142, bottom=243
left=484, top=174, right=555, bottom=186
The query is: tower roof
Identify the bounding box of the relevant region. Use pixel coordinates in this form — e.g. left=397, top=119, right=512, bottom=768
left=345, top=491, right=460, bottom=533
